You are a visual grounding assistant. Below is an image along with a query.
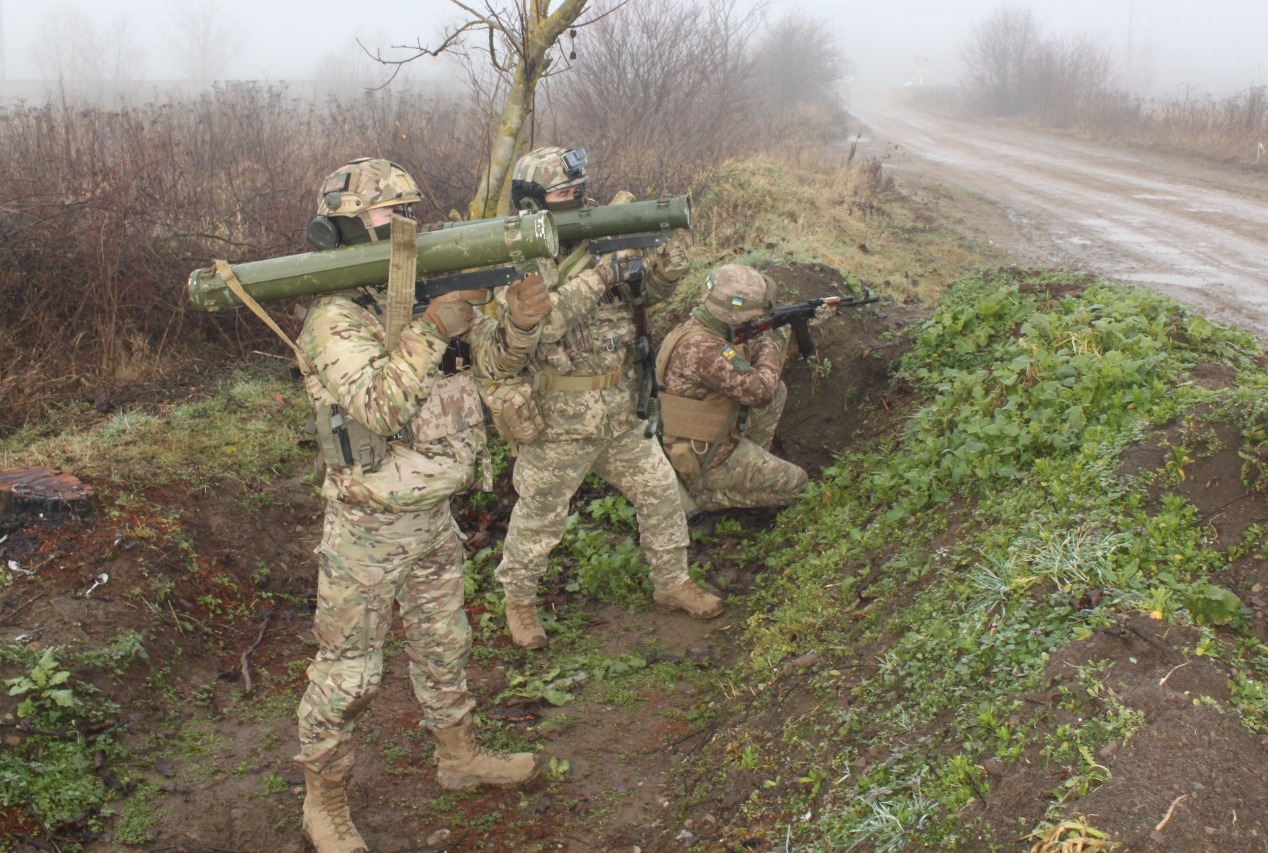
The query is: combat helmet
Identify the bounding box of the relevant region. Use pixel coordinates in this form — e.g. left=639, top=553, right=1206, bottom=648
left=511, top=146, right=588, bottom=211
left=700, top=264, right=773, bottom=326
left=306, top=157, right=422, bottom=250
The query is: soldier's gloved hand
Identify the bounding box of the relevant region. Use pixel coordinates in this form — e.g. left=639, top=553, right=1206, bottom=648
left=648, top=243, right=690, bottom=283
left=421, top=290, right=480, bottom=341
left=808, top=302, right=837, bottom=327
left=595, top=252, right=642, bottom=288
left=506, top=272, right=551, bottom=329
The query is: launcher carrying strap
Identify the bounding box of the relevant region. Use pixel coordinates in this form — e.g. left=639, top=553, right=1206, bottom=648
left=214, top=259, right=318, bottom=377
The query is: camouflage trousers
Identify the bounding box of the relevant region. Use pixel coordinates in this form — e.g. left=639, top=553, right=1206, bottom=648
left=295, top=498, right=475, bottom=774
left=496, top=423, right=691, bottom=603
left=686, top=381, right=807, bottom=511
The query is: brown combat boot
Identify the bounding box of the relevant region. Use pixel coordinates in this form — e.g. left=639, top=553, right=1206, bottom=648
left=653, top=580, right=724, bottom=619
left=505, top=599, right=547, bottom=649
left=302, top=766, right=368, bottom=853
left=434, top=712, right=542, bottom=791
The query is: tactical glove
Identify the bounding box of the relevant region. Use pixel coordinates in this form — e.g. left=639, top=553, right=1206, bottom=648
left=421, top=291, right=477, bottom=341
left=506, top=272, right=551, bottom=329
left=595, top=252, right=643, bottom=289
left=648, top=243, right=690, bottom=283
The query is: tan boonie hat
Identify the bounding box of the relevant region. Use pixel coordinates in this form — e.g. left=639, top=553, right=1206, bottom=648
left=316, top=157, right=422, bottom=218
left=701, top=264, right=772, bottom=325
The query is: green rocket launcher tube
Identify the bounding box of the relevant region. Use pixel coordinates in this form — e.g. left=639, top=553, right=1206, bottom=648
left=187, top=210, right=558, bottom=313
left=436, top=195, right=691, bottom=243
left=549, top=195, right=690, bottom=242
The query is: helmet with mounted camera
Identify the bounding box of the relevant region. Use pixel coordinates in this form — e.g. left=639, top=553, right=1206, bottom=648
left=306, top=157, right=422, bottom=249
left=511, top=146, right=588, bottom=211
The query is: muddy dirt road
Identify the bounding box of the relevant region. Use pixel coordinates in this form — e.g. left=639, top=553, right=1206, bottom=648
left=851, top=97, right=1268, bottom=339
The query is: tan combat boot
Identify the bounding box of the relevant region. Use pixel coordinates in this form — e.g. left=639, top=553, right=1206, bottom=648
left=505, top=599, right=547, bottom=649
left=653, top=580, right=724, bottom=619
left=434, top=712, right=542, bottom=791
left=302, top=766, right=368, bottom=853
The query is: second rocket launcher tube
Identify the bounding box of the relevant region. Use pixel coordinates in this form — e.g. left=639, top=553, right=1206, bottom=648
left=550, top=195, right=691, bottom=242
left=188, top=210, right=558, bottom=313
left=435, top=195, right=692, bottom=243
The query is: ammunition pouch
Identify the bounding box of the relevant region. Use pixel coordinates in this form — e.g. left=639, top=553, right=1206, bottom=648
left=484, top=382, right=545, bottom=445
left=314, top=404, right=389, bottom=473
left=659, top=392, right=742, bottom=488
left=410, top=371, right=485, bottom=444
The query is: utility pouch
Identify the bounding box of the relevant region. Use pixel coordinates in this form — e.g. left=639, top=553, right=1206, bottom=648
left=665, top=439, right=701, bottom=482
left=484, top=381, right=545, bottom=445
left=314, top=404, right=388, bottom=473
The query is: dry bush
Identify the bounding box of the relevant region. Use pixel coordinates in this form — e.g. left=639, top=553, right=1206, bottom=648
left=0, top=83, right=476, bottom=429
left=1, top=0, right=855, bottom=432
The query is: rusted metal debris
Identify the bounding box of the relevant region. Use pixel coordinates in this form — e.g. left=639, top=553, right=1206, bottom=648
left=0, top=466, right=95, bottom=525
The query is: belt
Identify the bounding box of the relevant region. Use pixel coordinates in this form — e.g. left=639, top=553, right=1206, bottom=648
left=535, top=365, right=625, bottom=393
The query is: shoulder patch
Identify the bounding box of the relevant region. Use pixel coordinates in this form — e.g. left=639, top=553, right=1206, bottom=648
left=721, top=345, right=751, bottom=373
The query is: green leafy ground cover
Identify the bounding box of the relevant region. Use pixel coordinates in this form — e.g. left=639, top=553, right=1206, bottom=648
left=680, top=268, right=1268, bottom=850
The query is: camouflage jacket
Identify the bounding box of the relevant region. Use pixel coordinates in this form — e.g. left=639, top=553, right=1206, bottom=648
left=519, top=235, right=685, bottom=441
left=299, top=292, right=541, bottom=512
left=659, top=315, right=784, bottom=464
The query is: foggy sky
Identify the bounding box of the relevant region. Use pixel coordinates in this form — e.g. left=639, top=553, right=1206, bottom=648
left=1, top=0, right=1263, bottom=96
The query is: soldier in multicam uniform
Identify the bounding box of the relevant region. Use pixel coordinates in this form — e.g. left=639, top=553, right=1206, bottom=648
left=656, top=263, right=808, bottom=516
left=293, top=158, right=552, bottom=853
left=491, top=145, right=723, bottom=650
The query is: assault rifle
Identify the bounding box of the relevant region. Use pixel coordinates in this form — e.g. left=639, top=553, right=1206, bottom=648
left=730, top=290, right=880, bottom=358
left=614, top=257, right=661, bottom=438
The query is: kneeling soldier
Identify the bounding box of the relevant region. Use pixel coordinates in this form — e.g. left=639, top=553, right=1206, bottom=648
left=656, top=263, right=808, bottom=519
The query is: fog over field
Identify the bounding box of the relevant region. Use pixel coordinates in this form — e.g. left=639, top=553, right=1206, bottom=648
left=0, top=0, right=1263, bottom=96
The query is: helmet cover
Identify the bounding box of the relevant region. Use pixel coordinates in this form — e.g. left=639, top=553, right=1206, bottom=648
left=316, top=157, right=422, bottom=218
left=701, top=264, right=773, bottom=325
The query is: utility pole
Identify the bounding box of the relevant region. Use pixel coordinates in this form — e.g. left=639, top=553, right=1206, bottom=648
left=1126, top=0, right=1134, bottom=86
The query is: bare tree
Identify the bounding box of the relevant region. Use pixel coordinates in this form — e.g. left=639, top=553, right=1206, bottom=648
left=1025, top=33, right=1116, bottom=125
left=30, top=4, right=142, bottom=102
left=961, top=5, right=1041, bottom=116
left=32, top=4, right=96, bottom=81
left=751, top=12, right=847, bottom=117
left=373, top=0, right=592, bottom=218
left=167, top=2, right=244, bottom=84
left=101, top=14, right=145, bottom=84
